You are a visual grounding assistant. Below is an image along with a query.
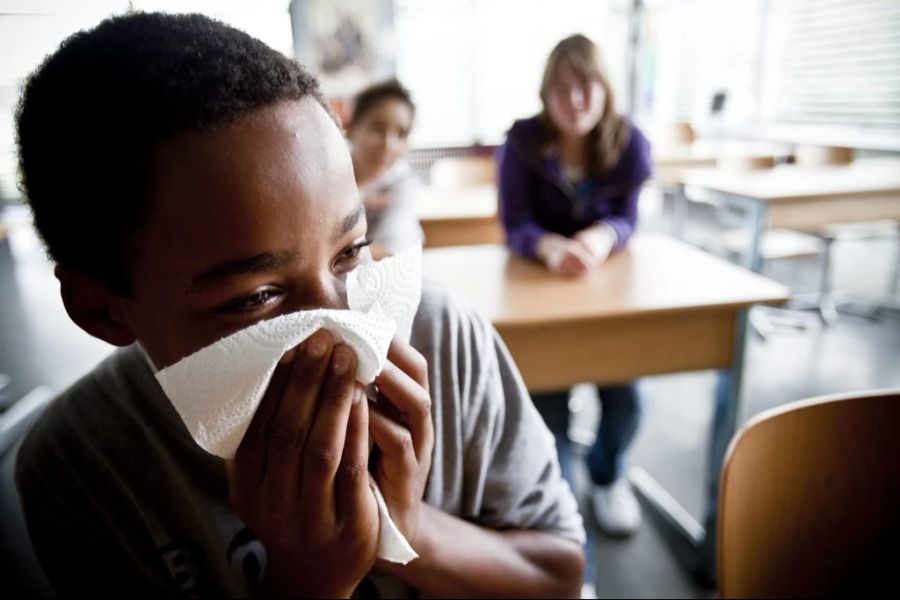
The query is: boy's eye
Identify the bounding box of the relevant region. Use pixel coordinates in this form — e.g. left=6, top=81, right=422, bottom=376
left=334, top=238, right=372, bottom=271
left=218, top=287, right=283, bottom=313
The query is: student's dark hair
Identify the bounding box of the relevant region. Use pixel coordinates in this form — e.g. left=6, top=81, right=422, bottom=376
left=349, top=78, right=415, bottom=126
left=16, top=12, right=327, bottom=294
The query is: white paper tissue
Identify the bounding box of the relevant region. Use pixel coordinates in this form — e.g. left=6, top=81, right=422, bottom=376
left=155, top=245, right=422, bottom=563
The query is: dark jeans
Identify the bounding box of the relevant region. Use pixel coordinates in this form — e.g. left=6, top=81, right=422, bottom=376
left=532, top=382, right=643, bottom=488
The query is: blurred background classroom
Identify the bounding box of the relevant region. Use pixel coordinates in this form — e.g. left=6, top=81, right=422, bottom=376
left=1, top=1, right=898, bottom=598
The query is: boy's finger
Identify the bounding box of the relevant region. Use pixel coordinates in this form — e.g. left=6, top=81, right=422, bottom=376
left=262, top=329, right=334, bottom=515
left=232, top=354, right=292, bottom=507
left=374, top=361, right=433, bottom=464
left=299, top=344, right=358, bottom=525
left=384, top=339, right=430, bottom=390
left=335, top=385, right=372, bottom=524
left=369, top=405, right=420, bottom=498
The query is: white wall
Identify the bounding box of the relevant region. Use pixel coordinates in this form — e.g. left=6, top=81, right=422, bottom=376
left=394, top=0, right=622, bottom=147
left=0, top=0, right=293, bottom=201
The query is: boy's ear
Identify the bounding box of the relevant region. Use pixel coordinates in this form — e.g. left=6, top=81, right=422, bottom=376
left=55, top=265, right=136, bottom=347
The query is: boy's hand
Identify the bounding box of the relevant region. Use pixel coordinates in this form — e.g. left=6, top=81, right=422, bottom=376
left=227, top=330, right=379, bottom=598
left=370, top=338, right=435, bottom=551
left=536, top=233, right=598, bottom=277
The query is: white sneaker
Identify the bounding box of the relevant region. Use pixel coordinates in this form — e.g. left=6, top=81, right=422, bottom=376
left=591, top=478, right=641, bottom=537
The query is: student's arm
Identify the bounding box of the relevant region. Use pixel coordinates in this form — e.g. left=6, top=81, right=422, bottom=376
left=498, top=141, right=597, bottom=276
left=496, top=140, right=549, bottom=260
left=384, top=503, right=584, bottom=598
left=590, top=183, right=641, bottom=253
left=373, top=303, right=586, bottom=598
left=586, top=126, right=654, bottom=254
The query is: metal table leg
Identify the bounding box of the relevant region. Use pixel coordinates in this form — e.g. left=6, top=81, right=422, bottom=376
left=629, top=308, right=749, bottom=585
left=670, top=183, right=689, bottom=239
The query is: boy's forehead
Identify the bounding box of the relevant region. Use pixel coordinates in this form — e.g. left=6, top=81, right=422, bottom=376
left=157, top=98, right=342, bottom=159
left=152, top=98, right=351, bottom=200
left=140, top=98, right=358, bottom=270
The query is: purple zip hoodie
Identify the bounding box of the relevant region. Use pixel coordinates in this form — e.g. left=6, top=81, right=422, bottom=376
left=497, top=115, right=652, bottom=259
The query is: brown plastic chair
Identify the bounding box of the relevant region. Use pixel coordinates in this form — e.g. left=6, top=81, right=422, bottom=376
left=718, top=389, right=900, bottom=598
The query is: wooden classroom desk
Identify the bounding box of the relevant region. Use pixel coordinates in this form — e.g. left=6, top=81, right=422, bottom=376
left=423, top=233, right=788, bottom=392
left=423, top=233, right=789, bottom=579
left=415, top=184, right=503, bottom=248
left=681, top=158, right=900, bottom=272
left=652, top=141, right=784, bottom=186
left=652, top=141, right=786, bottom=238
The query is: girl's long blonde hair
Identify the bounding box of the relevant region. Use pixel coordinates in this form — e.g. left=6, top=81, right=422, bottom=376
left=539, top=34, right=631, bottom=177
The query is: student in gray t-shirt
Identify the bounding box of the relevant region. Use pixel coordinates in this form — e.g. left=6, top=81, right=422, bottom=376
left=14, top=12, right=584, bottom=598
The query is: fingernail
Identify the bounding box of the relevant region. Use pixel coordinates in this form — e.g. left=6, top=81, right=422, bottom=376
left=307, top=333, right=327, bottom=358
left=333, top=347, right=351, bottom=375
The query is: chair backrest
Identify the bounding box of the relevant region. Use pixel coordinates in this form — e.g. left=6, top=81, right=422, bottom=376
left=793, top=144, right=855, bottom=166
left=1, top=387, right=56, bottom=597
left=429, top=155, right=496, bottom=191
left=718, top=389, right=900, bottom=598
left=716, top=154, right=776, bottom=172
left=652, top=120, right=697, bottom=149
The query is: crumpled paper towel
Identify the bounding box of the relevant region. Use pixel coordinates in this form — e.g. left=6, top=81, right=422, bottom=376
left=155, top=245, right=422, bottom=563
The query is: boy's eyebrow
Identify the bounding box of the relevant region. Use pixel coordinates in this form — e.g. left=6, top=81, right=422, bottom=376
left=187, top=205, right=364, bottom=292
left=337, top=204, right=365, bottom=238
left=187, top=250, right=300, bottom=292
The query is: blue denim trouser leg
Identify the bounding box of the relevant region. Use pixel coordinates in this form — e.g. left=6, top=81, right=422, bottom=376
left=531, top=383, right=643, bottom=487
left=530, top=390, right=574, bottom=485
left=586, top=382, right=643, bottom=486
left=532, top=384, right=641, bottom=587
left=530, top=389, right=593, bottom=586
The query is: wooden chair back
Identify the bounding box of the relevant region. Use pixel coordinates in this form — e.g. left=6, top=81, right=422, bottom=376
left=794, top=145, right=855, bottom=166
left=718, top=389, right=900, bottom=598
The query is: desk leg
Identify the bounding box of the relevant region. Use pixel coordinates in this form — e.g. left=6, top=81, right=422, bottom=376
left=669, top=183, right=688, bottom=239
left=629, top=308, right=749, bottom=586
left=892, top=225, right=900, bottom=297
left=743, top=195, right=767, bottom=274
left=702, top=307, right=749, bottom=578
left=737, top=195, right=800, bottom=338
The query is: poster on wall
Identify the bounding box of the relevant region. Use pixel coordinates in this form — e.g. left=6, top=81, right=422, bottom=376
left=289, top=0, right=395, bottom=121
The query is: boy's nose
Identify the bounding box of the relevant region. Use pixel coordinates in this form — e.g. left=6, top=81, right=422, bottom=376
left=285, top=276, right=349, bottom=313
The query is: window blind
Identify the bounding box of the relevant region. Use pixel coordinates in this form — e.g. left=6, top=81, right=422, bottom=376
left=776, top=0, right=900, bottom=127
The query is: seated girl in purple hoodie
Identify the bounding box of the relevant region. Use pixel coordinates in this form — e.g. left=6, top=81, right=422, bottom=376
left=497, top=34, right=652, bottom=537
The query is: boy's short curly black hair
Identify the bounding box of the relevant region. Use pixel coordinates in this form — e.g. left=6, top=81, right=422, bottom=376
left=16, top=12, right=326, bottom=294
left=349, top=78, right=415, bottom=127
